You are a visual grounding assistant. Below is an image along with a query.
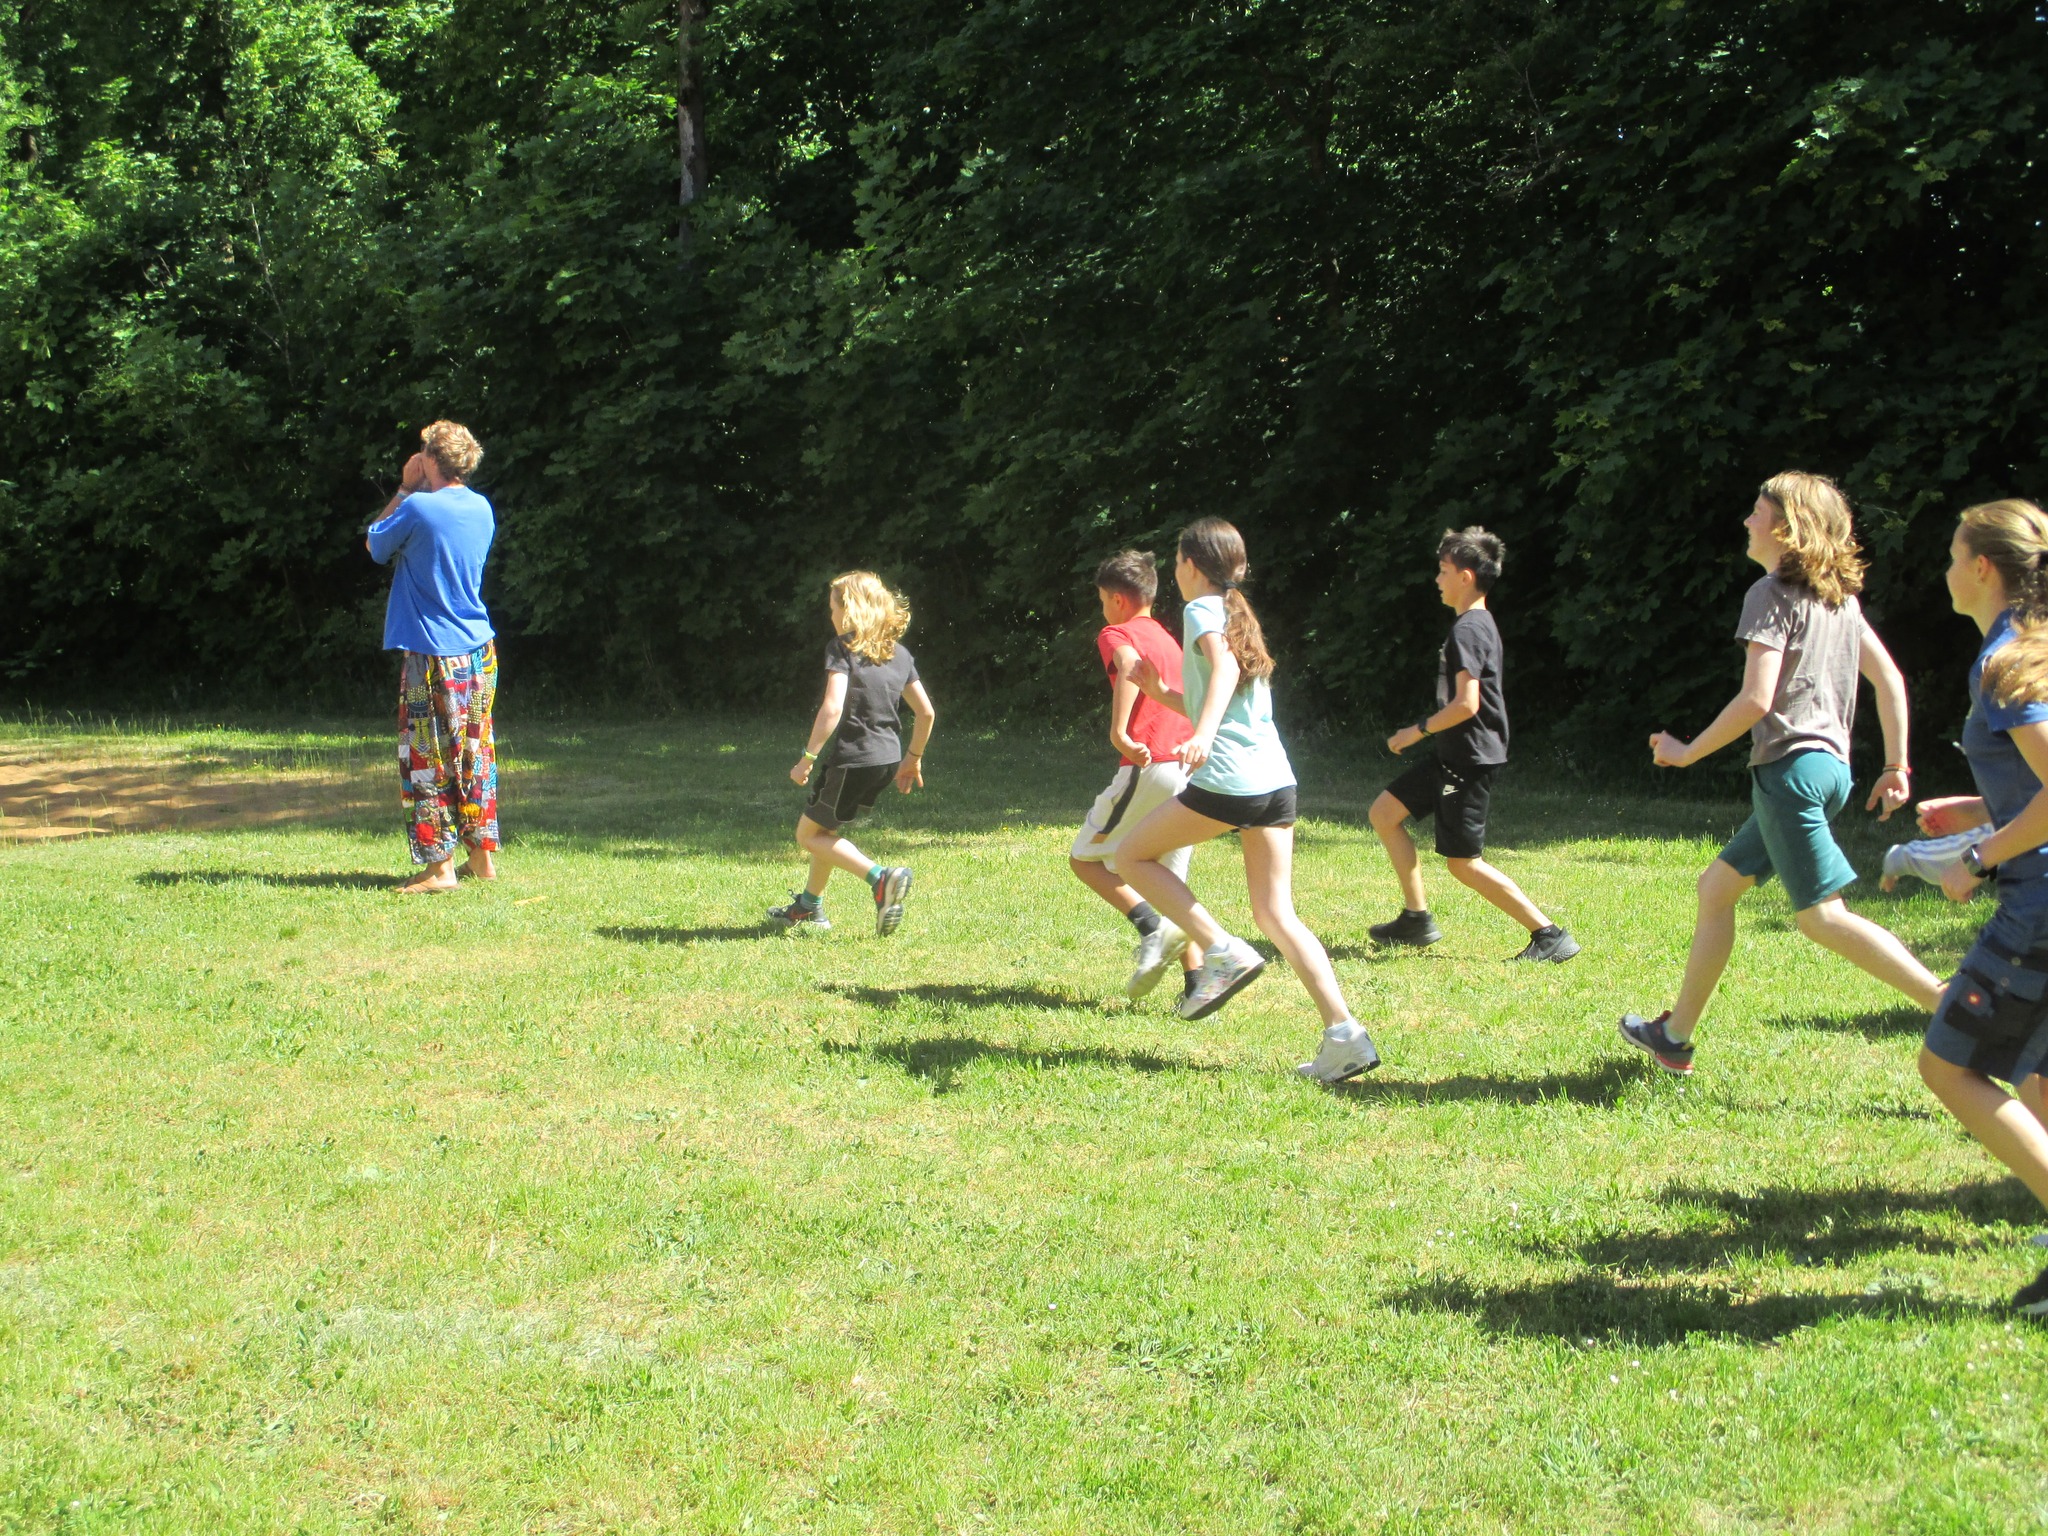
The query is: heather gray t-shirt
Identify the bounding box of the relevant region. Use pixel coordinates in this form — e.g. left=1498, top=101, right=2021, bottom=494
left=1734, top=574, right=1873, bottom=768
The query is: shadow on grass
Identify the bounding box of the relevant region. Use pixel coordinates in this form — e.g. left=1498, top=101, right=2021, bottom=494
left=598, top=923, right=770, bottom=946
left=821, top=1036, right=1223, bottom=1094
left=1341, top=1060, right=1638, bottom=1108
left=1391, top=1273, right=1971, bottom=1345
left=821, top=981, right=1102, bottom=1013
left=137, top=868, right=395, bottom=891
left=1770, top=1004, right=1930, bottom=1039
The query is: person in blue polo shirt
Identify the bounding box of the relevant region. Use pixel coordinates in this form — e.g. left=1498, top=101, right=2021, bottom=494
left=365, top=420, right=499, bottom=893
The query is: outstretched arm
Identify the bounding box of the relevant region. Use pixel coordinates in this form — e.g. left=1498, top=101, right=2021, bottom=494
left=1651, top=642, right=1780, bottom=768
left=790, top=671, right=849, bottom=785
left=1857, top=625, right=1912, bottom=820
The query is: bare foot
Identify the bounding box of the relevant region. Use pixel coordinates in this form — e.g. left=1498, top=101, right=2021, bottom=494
left=395, top=874, right=458, bottom=894
left=463, top=851, right=497, bottom=881
left=1880, top=872, right=1899, bottom=894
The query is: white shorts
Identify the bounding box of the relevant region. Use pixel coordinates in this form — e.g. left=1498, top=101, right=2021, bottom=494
left=1070, top=761, right=1192, bottom=881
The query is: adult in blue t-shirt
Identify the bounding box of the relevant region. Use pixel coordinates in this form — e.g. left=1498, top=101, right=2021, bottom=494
left=365, top=421, right=502, bottom=893
left=1916, top=499, right=2048, bottom=1321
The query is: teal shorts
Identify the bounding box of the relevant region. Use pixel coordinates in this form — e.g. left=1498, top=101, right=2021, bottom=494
left=1718, top=749, right=1858, bottom=911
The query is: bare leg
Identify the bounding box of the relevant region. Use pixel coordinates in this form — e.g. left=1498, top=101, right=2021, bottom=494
left=1794, top=897, right=1944, bottom=1012
left=1071, top=855, right=1140, bottom=913
left=1445, top=856, right=1548, bottom=932
left=1921, top=1053, right=2048, bottom=1212
left=1241, top=826, right=1352, bottom=1027
left=464, top=847, right=496, bottom=880
left=1117, top=801, right=1233, bottom=952
left=1369, top=791, right=1427, bottom=912
left=2022, top=1072, right=2048, bottom=1138
left=1665, top=859, right=1755, bottom=1042
left=796, top=814, right=877, bottom=897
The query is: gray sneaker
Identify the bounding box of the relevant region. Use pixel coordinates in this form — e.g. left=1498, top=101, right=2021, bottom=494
left=767, top=894, right=832, bottom=933
left=873, top=866, right=913, bottom=936
left=1512, top=925, right=1581, bottom=963
left=1127, top=918, right=1189, bottom=999
left=1296, top=1020, right=1382, bottom=1083
left=1177, top=936, right=1266, bottom=1021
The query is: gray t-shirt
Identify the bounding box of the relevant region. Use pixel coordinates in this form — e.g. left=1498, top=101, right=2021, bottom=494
left=1734, top=574, right=1873, bottom=767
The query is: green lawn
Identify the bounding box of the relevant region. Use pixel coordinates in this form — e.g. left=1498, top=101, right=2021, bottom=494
left=2, top=714, right=2044, bottom=1534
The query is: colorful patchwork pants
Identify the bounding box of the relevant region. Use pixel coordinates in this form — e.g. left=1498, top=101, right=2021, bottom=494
left=398, top=642, right=500, bottom=865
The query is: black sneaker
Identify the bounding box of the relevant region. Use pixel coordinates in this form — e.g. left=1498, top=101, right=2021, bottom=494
left=873, top=866, right=913, bottom=936
left=767, top=894, right=832, bottom=933
left=1368, top=908, right=1443, bottom=948
left=1618, top=1011, right=1693, bottom=1076
left=1512, top=925, right=1581, bottom=963
left=2013, top=1264, right=2048, bottom=1321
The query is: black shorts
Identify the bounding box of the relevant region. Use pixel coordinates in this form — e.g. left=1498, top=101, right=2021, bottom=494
left=1385, top=757, right=1498, bottom=860
left=802, top=760, right=897, bottom=831
left=1177, top=781, right=1298, bottom=829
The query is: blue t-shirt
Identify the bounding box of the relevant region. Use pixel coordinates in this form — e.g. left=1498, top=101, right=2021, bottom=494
left=1962, top=609, right=2048, bottom=892
left=1181, top=595, right=1295, bottom=796
left=367, top=485, right=497, bottom=655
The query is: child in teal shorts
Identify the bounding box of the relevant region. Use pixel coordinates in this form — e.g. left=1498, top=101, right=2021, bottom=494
left=1617, top=472, right=1944, bottom=1074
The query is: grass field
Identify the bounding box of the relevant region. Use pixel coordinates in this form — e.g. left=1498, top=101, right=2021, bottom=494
left=3, top=713, right=2045, bottom=1534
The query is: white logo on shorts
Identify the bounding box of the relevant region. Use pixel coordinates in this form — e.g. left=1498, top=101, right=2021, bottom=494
left=1441, top=783, right=1456, bottom=796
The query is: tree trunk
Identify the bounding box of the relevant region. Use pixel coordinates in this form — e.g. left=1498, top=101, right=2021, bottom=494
left=678, top=0, right=708, bottom=248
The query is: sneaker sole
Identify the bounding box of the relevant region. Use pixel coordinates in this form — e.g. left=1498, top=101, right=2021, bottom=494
left=875, top=869, right=912, bottom=937
left=1179, top=957, right=1267, bottom=1021
left=1513, top=939, right=1582, bottom=964
left=1126, top=962, right=1172, bottom=1000
left=1617, top=1017, right=1692, bottom=1076
left=1299, top=1050, right=1381, bottom=1084
left=1369, top=932, right=1442, bottom=949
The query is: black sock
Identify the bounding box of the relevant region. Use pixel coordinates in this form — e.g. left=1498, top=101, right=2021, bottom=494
left=1127, top=901, right=1161, bottom=937
left=1533, top=923, right=1559, bottom=938
left=1182, top=968, right=1200, bottom=995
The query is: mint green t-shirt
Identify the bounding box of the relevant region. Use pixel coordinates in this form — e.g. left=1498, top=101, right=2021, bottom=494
left=1181, top=595, right=1296, bottom=796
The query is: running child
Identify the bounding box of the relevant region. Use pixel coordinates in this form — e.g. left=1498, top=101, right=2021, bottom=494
left=1114, top=517, right=1382, bottom=1084
left=769, top=571, right=935, bottom=936
left=1068, top=550, right=1204, bottom=1001
left=1369, top=526, right=1580, bottom=961
left=1913, top=498, right=2048, bottom=1319
left=1618, top=472, right=1943, bottom=1074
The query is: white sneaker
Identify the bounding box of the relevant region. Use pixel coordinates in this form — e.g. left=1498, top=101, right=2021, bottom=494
left=1176, top=936, right=1266, bottom=1021
left=1126, top=918, right=1188, bottom=999
left=1296, top=1020, right=1382, bottom=1084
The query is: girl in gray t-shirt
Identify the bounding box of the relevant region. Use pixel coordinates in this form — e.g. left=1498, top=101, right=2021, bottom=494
left=1616, top=472, right=1943, bottom=1076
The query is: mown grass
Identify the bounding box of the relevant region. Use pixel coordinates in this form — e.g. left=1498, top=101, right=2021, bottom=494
left=2, top=713, right=2045, bottom=1534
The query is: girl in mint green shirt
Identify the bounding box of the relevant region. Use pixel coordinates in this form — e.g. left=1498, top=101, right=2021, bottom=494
left=1118, top=518, right=1380, bottom=1084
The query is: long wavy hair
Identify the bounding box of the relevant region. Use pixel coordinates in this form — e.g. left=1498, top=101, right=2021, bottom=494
left=1177, top=518, right=1273, bottom=683
left=1963, top=500, right=2048, bottom=708
left=829, top=571, right=910, bottom=664
left=1759, top=471, right=1865, bottom=609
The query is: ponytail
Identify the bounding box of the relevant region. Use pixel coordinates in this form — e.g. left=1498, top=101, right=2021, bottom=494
left=1177, top=518, right=1274, bottom=683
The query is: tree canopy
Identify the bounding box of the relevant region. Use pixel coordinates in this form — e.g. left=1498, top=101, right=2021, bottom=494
left=0, top=0, right=2041, bottom=750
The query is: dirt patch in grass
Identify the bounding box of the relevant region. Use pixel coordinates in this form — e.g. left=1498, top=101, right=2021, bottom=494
left=0, top=751, right=385, bottom=841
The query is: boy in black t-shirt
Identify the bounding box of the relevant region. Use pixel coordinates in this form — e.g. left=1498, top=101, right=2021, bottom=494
left=769, top=571, right=936, bottom=936
left=1367, top=528, right=1579, bottom=963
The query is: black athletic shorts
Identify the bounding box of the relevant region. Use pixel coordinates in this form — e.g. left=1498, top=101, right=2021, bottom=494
left=1385, top=757, right=1498, bottom=860
left=1177, top=781, right=1298, bottom=829
left=803, top=759, right=897, bottom=831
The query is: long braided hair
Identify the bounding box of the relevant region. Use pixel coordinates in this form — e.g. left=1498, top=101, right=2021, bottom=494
left=1963, top=500, right=2048, bottom=708
left=1177, top=518, right=1274, bottom=684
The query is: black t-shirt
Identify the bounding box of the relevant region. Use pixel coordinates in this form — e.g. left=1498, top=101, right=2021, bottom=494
left=1434, top=608, right=1508, bottom=767
left=823, top=636, right=919, bottom=767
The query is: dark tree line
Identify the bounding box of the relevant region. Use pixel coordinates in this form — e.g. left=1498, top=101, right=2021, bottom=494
left=0, top=0, right=2040, bottom=771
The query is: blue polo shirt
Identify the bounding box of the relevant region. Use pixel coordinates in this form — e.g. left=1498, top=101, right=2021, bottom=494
left=1963, top=609, right=2048, bottom=896
left=367, top=485, right=496, bottom=655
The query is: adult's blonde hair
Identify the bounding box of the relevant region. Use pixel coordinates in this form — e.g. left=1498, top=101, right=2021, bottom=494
left=1759, top=470, right=1865, bottom=609
left=830, top=571, right=910, bottom=664
left=421, top=420, right=483, bottom=481
left=1962, top=500, right=2048, bottom=708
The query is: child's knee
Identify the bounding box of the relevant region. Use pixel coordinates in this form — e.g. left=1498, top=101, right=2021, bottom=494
left=1368, top=792, right=1408, bottom=833
left=1445, top=856, right=1484, bottom=885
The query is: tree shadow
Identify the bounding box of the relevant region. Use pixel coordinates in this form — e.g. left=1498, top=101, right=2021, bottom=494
left=1341, top=1060, right=1639, bottom=1108
left=1769, top=1004, right=1933, bottom=1040
left=1389, top=1273, right=1972, bottom=1345
left=597, top=923, right=770, bottom=946
left=820, top=981, right=1103, bottom=1014
left=136, top=869, right=396, bottom=891
left=820, top=1036, right=1223, bottom=1094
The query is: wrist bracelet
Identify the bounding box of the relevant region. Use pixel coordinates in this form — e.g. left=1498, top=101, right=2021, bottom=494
left=1414, top=719, right=1433, bottom=738
left=1885, top=763, right=1911, bottom=773
left=802, top=749, right=818, bottom=760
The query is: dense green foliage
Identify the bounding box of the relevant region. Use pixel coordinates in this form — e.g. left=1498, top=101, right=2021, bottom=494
left=1, top=1, right=2042, bottom=748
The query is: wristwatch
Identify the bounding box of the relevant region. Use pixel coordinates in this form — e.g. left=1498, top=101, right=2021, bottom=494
left=1414, top=719, right=1434, bottom=738
left=1963, top=843, right=1997, bottom=879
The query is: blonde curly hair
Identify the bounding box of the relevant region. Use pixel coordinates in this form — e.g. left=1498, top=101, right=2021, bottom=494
left=830, top=571, right=910, bottom=664
left=420, top=420, right=483, bottom=481
left=1759, top=470, right=1865, bottom=609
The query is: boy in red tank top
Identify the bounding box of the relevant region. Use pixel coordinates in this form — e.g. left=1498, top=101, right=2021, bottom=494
left=1068, top=551, right=1203, bottom=1001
